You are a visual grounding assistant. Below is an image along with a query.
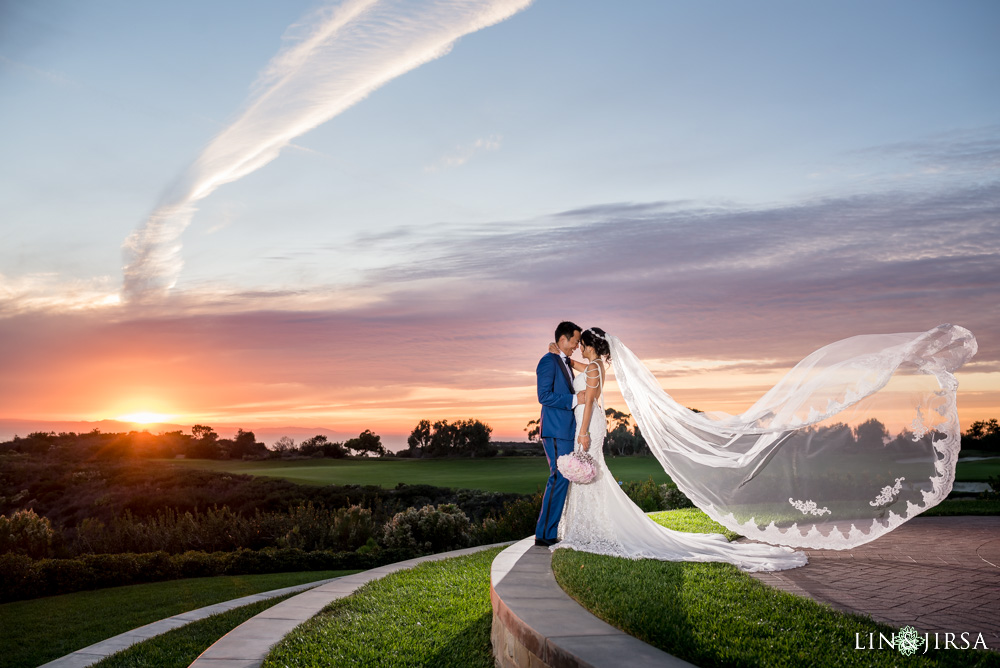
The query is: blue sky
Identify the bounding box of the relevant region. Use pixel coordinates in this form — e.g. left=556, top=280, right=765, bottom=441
left=1, top=0, right=998, bottom=442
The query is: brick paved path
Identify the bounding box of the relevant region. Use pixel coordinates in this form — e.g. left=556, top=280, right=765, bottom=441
left=749, top=516, right=1000, bottom=649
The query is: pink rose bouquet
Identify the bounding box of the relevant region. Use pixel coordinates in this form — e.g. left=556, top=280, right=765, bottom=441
left=557, top=451, right=597, bottom=484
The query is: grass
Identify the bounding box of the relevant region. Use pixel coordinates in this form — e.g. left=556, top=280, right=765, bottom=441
left=263, top=546, right=505, bottom=668
left=91, top=590, right=301, bottom=668
left=923, top=498, right=1000, bottom=516
left=0, top=569, right=357, bottom=668
left=955, top=458, right=1000, bottom=481
left=551, top=510, right=999, bottom=667
left=647, top=507, right=741, bottom=540
left=157, top=456, right=674, bottom=494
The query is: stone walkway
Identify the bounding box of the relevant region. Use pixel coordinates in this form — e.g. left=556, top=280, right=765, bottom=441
left=39, top=578, right=342, bottom=668
left=190, top=542, right=512, bottom=667
left=491, top=537, right=695, bottom=667
left=749, top=516, right=1000, bottom=649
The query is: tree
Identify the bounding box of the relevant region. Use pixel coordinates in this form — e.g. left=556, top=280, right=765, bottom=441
left=410, top=419, right=495, bottom=458
left=854, top=419, right=889, bottom=447
left=230, top=429, right=266, bottom=459
left=272, top=436, right=295, bottom=454
left=345, top=430, right=385, bottom=457
left=189, top=425, right=221, bottom=459
left=452, top=419, right=494, bottom=458
left=524, top=418, right=540, bottom=443
left=407, top=420, right=432, bottom=453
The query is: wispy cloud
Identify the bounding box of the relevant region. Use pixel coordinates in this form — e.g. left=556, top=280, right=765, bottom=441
left=424, top=134, right=502, bottom=172
left=122, top=0, right=533, bottom=304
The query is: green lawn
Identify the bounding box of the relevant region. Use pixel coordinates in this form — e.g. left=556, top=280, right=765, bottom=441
left=955, top=458, right=1000, bottom=481
left=92, top=591, right=301, bottom=668
left=0, top=569, right=357, bottom=668
left=157, top=456, right=674, bottom=494
left=552, top=510, right=999, bottom=667
left=160, top=455, right=996, bottom=495
left=264, top=547, right=504, bottom=668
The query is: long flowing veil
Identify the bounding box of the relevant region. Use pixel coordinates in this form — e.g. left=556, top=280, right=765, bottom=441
left=608, top=324, right=977, bottom=549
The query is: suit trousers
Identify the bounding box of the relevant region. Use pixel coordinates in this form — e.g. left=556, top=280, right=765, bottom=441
left=535, top=436, right=574, bottom=541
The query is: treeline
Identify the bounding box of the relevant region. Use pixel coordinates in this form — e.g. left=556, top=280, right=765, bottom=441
left=3, top=418, right=508, bottom=462
left=0, top=426, right=388, bottom=461
left=402, top=419, right=496, bottom=458
left=525, top=407, right=656, bottom=457
left=526, top=410, right=1000, bottom=456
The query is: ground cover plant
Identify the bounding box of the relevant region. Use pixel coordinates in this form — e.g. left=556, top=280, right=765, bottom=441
left=552, top=510, right=999, bottom=667
left=0, top=569, right=354, bottom=668
left=263, top=546, right=504, bottom=668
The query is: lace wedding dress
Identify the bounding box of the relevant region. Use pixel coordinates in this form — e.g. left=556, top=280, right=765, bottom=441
left=556, top=324, right=975, bottom=558
left=555, top=361, right=808, bottom=572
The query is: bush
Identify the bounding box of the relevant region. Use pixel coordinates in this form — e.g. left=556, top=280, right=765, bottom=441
left=663, top=485, right=695, bottom=510
left=0, top=546, right=419, bottom=603
left=620, top=477, right=666, bottom=512
left=474, top=492, right=542, bottom=544
left=618, top=478, right=694, bottom=512
left=0, top=509, right=55, bottom=558
left=979, top=476, right=1000, bottom=502
left=382, top=504, right=472, bottom=552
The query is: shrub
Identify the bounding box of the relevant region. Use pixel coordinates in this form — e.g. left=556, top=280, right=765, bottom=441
left=0, top=509, right=55, bottom=558
left=0, top=546, right=419, bottom=603
left=663, top=485, right=695, bottom=510
left=979, top=476, right=1000, bottom=502
left=621, top=477, right=666, bottom=512
left=382, top=504, right=472, bottom=553
left=474, top=492, right=542, bottom=544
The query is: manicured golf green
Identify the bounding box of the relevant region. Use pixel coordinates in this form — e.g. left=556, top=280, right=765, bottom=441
left=160, top=455, right=996, bottom=496
left=158, top=456, right=674, bottom=495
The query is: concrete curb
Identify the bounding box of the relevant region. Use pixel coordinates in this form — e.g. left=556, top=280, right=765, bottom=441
left=38, top=578, right=342, bottom=668
left=189, top=541, right=515, bottom=668
left=490, top=537, right=697, bottom=668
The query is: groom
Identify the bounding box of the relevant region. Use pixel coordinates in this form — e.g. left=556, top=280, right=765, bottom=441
left=534, top=321, right=585, bottom=547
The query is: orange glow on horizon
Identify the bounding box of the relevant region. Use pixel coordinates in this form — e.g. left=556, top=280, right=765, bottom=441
left=115, top=412, right=176, bottom=424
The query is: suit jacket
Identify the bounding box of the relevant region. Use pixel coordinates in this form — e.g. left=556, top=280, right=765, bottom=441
left=536, top=352, right=576, bottom=440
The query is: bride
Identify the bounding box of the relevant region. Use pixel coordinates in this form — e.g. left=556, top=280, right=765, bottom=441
left=548, top=324, right=976, bottom=572
left=551, top=328, right=806, bottom=572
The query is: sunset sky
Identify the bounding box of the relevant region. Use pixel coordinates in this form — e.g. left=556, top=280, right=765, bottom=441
left=2, top=0, right=998, bottom=447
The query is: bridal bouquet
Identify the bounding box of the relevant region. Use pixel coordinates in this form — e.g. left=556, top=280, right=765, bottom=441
left=557, top=451, right=597, bottom=484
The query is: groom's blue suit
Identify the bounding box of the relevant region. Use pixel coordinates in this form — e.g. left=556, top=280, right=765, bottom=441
left=535, top=352, right=576, bottom=542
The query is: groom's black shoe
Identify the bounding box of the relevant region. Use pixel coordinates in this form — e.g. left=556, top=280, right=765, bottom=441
left=534, top=537, right=555, bottom=547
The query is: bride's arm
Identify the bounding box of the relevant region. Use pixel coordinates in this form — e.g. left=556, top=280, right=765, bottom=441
left=546, top=343, right=588, bottom=371
left=577, top=361, right=603, bottom=452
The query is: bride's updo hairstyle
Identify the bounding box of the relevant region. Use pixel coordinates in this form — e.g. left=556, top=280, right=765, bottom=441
left=582, top=327, right=611, bottom=361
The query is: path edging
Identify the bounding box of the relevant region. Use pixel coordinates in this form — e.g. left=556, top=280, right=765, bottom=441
left=190, top=541, right=515, bottom=667
left=37, top=577, right=341, bottom=668
left=490, top=538, right=696, bottom=668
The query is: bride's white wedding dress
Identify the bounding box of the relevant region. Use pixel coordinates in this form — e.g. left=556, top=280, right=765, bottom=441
left=555, top=361, right=808, bottom=572
left=554, top=325, right=976, bottom=565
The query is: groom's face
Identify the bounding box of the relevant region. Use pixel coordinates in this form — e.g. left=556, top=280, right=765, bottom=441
left=558, top=331, right=581, bottom=357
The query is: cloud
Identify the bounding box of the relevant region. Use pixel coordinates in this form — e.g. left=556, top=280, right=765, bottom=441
left=850, top=126, right=1000, bottom=174
left=351, top=180, right=1000, bottom=362
left=3, top=179, right=997, bottom=438
left=122, top=0, right=533, bottom=305
left=424, top=134, right=502, bottom=172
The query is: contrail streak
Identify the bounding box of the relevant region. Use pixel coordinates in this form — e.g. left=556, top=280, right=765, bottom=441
left=122, top=0, right=532, bottom=304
